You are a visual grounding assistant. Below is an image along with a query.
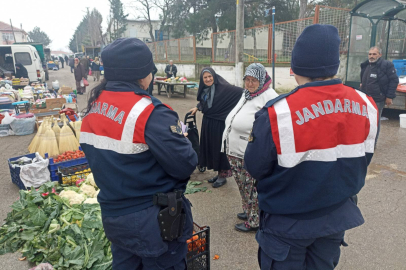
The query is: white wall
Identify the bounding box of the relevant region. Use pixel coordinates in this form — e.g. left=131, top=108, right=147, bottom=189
left=155, top=63, right=196, bottom=78
left=155, top=63, right=298, bottom=91
left=124, top=21, right=161, bottom=42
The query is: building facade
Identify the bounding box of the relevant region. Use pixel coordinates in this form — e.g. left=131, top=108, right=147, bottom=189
left=0, top=21, right=28, bottom=45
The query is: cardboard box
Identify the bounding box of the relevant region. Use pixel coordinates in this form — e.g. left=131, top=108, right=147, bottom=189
left=46, top=98, right=66, bottom=110
left=59, top=87, right=73, bottom=95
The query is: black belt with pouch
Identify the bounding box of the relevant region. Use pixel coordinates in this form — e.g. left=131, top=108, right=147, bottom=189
left=153, top=190, right=186, bottom=241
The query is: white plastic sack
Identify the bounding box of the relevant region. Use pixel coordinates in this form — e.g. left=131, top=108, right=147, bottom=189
left=10, top=116, right=36, bottom=135
left=2, top=112, right=15, bottom=125
left=20, top=153, right=50, bottom=188
left=52, top=80, right=59, bottom=90
left=80, top=79, right=84, bottom=87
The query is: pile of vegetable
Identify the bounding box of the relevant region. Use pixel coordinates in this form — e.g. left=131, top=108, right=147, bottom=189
left=53, top=150, right=85, bottom=163
left=0, top=174, right=112, bottom=270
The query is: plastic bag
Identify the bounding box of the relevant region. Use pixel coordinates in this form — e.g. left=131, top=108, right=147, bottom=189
left=80, top=80, right=84, bottom=87
left=83, top=78, right=89, bottom=86
left=29, top=263, right=54, bottom=270
left=20, top=153, right=50, bottom=188
left=89, top=70, right=92, bottom=76
left=52, top=80, right=59, bottom=90
left=2, top=112, right=15, bottom=125
left=10, top=116, right=36, bottom=135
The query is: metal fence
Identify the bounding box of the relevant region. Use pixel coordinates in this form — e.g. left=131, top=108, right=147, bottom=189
left=212, top=5, right=350, bottom=64
left=146, top=37, right=196, bottom=63
left=315, top=5, right=351, bottom=54
left=273, top=18, right=314, bottom=63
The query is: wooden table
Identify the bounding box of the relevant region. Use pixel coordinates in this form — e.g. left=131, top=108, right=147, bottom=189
left=155, top=81, right=196, bottom=98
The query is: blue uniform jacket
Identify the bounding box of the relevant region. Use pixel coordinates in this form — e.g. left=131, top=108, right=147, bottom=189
left=81, top=81, right=198, bottom=217
left=244, top=79, right=376, bottom=238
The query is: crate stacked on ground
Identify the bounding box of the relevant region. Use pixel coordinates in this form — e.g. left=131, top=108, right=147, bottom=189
left=8, top=153, right=37, bottom=189
left=187, top=223, right=210, bottom=270
left=48, top=149, right=87, bottom=181
left=58, top=163, right=91, bottom=185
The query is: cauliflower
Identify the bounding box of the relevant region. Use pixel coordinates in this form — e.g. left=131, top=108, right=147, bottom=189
left=83, top=198, right=99, bottom=204
left=80, top=184, right=97, bottom=198
left=86, top=173, right=97, bottom=188
left=59, top=190, right=86, bottom=205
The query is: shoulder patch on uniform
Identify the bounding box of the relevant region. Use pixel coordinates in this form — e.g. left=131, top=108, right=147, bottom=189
left=170, top=120, right=183, bottom=135
left=248, top=129, right=255, bottom=142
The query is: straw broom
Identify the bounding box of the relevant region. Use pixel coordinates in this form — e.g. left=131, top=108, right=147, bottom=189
left=28, top=118, right=48, bottom=153
left=59, top=114, right=80, bottom=154
left=37, top=125, right=59, bottom=158
left=74, top=119, right=82, bottom=141
left=52, top=117, right=61, bottom=145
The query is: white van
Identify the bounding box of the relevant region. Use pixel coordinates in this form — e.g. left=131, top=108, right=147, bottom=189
left=0, top=45, right=46, bottom=83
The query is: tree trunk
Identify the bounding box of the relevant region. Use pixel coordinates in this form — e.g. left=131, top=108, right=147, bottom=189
left=299, top=0, right=307, bottom=19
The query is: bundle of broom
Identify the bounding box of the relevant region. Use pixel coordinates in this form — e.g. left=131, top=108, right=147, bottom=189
left=28, top=118, right=48, bottom=153
left=37, top=124, right=59, bottom=158
left=59, top=114, right=80, bottom=154
left=52, top=117, right=61, bottom=145
left=73, top=118, right=82, bottom=141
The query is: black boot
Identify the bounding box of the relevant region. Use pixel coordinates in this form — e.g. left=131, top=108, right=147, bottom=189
left=237, top=213, right=247, bottom=220
left=212, top=178, right=227, bottom=188
left=208, top=175, right=218, bottom=183
left=235, top=222, right=258, bottom=233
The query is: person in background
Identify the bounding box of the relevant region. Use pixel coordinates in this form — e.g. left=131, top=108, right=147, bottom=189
left=59, top=56, right=65, bottom=68
left=74, top=58, right=86, bottom=95
left=64, top=55, right=68, bottom=65
left=80, top=37, right=196, bottom=269
left=165, top=60, right=177, bottom=93
left=69, top=56, right=75, bottom=73
left=360, top=46, right=398, bottom=147
left=148, top=64, right=158, bottom=96
left=80, top=56, right=89, bottom=78
left=189, top=68, right=243, bottom=188
left=91, top=57, right=101, bottom=82
left=222, top=63, right=278, bottom=233
left=245, top=24, right=378, bottom=270
left=3, top=56, right=14, bottom=71
left=15, top=63, right=28, bottom=79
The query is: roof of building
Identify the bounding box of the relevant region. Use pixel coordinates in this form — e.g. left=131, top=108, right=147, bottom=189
left=0, top=21, right=27, bottom=35
left=126, top=19, right=161, bottom=23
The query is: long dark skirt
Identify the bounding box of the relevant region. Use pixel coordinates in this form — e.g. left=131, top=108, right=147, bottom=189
left=199, top=115, right=231, bottom=172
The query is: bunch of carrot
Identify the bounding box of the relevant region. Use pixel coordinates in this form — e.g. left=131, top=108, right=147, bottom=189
left=187, top=231, right=206, bottom=253
left=53, top=150, right=85, bottom=163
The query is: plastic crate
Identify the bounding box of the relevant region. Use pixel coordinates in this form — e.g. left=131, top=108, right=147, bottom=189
left=47, top=147, right=87, bottom=182
left=58, top=163, right=91, bottom=185
left=8, top=153, right=37, bottom=190
left=393, top=60, right=406, bottom=77
left=187, top=223, right=210, bottom=270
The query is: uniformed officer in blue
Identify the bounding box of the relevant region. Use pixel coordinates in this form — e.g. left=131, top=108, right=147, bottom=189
left=80, top=38, right=198, bottom=269
left=244, top=25, right=379, bottom=269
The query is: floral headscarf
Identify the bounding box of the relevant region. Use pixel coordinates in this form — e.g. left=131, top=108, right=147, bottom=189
left=243, top=63, right=272, bottom=100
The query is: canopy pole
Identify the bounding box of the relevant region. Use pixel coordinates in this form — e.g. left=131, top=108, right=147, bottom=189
left=385, top=20, right=391, bottom=59
left=370, top=23, right=377, bottom=47
left=345, top=15, right=353, bottom=83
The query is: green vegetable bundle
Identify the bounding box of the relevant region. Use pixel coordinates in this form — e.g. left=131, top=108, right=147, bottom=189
left=0, top=182, right=112, bottom=270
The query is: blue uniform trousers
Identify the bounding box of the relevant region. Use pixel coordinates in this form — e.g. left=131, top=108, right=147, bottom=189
left=257, top=231, right=346, bottom=270
left=102, top=197, right=193, bottom=270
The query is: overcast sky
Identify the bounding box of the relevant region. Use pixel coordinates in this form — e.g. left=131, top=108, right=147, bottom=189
left=3, top=0, right=161, bottom=51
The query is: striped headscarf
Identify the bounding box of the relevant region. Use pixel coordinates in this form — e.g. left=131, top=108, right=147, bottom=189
left=243, top=63, right=270, bottom=100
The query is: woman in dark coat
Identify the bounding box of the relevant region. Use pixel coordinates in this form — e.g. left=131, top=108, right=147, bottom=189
left=74, top=58, right=86, bottom=94
left=189, top=68, right=243, bottom=188
left=15, top=63, right=28, bottom=79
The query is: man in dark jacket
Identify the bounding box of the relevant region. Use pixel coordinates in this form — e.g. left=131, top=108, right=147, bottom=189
left=68, top=56, right=75, bottom=73
left=59, top=56, right=65, bottom=68
left=165, top=60, right=177, bottom=93
left=360, top=46, right=399, bottom=146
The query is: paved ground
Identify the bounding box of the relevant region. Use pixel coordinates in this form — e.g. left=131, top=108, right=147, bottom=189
left=0, top=66, right=405, bottom=269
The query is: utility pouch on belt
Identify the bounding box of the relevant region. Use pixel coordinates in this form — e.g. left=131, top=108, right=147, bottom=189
left=153, top=190, right=185, bottom=241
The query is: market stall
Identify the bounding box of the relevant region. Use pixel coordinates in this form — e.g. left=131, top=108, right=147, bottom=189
left=156, top=77, right=197, bottom=98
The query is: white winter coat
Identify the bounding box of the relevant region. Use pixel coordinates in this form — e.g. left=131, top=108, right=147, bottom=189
left=221, top=86, right=278, bottom=158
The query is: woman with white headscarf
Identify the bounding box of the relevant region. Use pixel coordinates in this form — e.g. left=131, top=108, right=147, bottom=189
left=222, top=63, right=278, bottom=232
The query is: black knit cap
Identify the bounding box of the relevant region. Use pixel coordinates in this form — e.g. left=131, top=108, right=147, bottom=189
left=291, top=24, right=341, bottom=78
left=101, top=38, right=154, bottom=82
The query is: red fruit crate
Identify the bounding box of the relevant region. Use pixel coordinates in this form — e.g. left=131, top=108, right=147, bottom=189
left=187, top=223, right=210, bottom=270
